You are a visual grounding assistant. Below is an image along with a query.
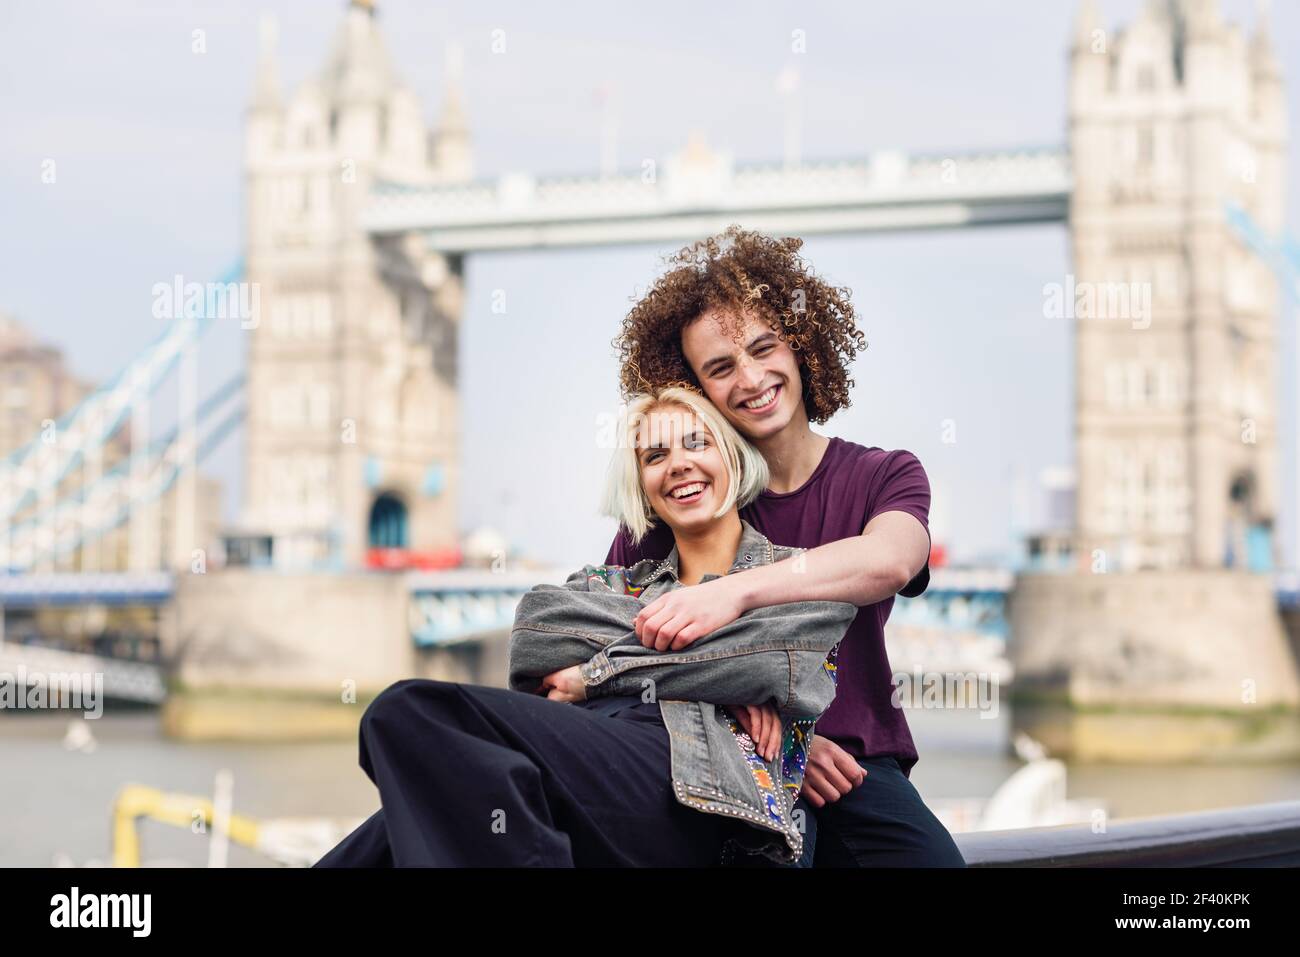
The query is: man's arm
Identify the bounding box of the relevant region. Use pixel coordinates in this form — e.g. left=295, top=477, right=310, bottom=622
left=634, top=511, right=929, bottom=650
left=735, top=510, right=929, bottom=610
left=635, top=447, right=933, bottom=650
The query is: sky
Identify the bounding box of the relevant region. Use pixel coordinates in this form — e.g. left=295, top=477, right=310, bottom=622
left=2, top=0, right=1299, bottom=571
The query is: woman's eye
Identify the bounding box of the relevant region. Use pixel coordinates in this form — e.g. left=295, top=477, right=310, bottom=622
left=754, top=346, right=774, bottom=357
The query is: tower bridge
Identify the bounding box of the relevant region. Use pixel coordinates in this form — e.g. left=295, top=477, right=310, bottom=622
left=4, top=1, right=1300, bottom=741
left=363, top=146, right=1072, bottom=251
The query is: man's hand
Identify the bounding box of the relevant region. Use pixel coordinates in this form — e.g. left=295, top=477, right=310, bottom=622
left=799, top=734, right=867, bottom=807
left=539, top=665, right=587, bottom=703
left=635, top=576, right=746, bottom=651
left=728, top=701, right=782, bottom=762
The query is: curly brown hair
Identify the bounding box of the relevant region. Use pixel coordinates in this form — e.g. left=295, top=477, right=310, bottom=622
left=613, top=226, right=867, bottom=425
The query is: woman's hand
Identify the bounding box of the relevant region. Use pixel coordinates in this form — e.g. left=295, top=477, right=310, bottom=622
left=728, top=702, right=782, bottom=762
left=539, top=665, right=587, bottom=703
left=635, top=576, right=747, bottom=651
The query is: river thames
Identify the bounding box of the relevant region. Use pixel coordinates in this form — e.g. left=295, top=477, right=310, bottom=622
left=3, top=704, right=1298, bottom=867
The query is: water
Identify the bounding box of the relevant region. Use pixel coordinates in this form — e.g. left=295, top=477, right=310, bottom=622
left=907, top=706, right=1300, bottom=820
left=0, top=712, right=377, bottom=868
left=2, top=705, right=1298, bottom=867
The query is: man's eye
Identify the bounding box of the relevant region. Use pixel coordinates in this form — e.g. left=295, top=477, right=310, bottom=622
left=710, top=365, right=731, bottom=378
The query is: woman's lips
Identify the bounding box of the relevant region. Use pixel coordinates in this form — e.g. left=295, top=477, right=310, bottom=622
left=665, top=482, right=708, bottom=506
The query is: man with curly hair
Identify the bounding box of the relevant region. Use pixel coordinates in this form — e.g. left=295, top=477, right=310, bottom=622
left=606, top=226, right=965, bottom=867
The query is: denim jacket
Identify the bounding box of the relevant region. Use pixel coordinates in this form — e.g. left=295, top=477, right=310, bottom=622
left=508, top=519, right=858, bottom=864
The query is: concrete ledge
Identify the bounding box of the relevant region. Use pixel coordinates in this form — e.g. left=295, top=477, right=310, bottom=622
left=160, top=690, right=376, bottom=742
left=955, top=800, right=1300, bottom=867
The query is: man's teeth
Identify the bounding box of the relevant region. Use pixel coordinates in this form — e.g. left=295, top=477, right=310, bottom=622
left=670, top=483, right=706, bottom=499
left=743, top=386, right=777, bottom=409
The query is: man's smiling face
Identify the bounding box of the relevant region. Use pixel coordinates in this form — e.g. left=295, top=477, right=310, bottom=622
left=681, top=306, right=805, bottom=442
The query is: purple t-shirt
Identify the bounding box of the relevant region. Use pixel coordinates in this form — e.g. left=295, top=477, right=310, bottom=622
left=605, top=437, right=931, bottom=777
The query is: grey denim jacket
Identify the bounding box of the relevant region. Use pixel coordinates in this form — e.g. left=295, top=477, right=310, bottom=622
left=508, top=519, right=858, bottom=864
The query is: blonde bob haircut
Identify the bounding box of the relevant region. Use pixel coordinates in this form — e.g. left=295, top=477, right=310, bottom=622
left=601, top=386, right=770, bottom=544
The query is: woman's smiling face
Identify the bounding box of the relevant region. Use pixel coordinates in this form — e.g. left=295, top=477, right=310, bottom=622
left=636, top=406, right=730, bottom=535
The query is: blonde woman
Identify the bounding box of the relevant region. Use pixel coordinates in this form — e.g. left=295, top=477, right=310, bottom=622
left=316, top=387, right=855, bottom=867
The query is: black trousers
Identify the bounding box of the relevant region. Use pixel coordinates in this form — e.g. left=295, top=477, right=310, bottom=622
left=791, top=757, right=967, bottom=867
left=315, top=678, right=965, bottom=868
left=314, top=679, right=737, bottom=867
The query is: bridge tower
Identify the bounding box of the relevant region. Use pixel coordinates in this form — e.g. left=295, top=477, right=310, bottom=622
left=241, top=0, right=470, bottom=568
left=1069, top=0, right=1285, bottom=572
left=1011, top=0, right=1300, bottom=734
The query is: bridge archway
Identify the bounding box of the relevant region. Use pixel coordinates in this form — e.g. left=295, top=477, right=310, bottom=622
left=1226, top=470, right=1272, bottom=571
left=368, top=492, right=409, bottom=550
